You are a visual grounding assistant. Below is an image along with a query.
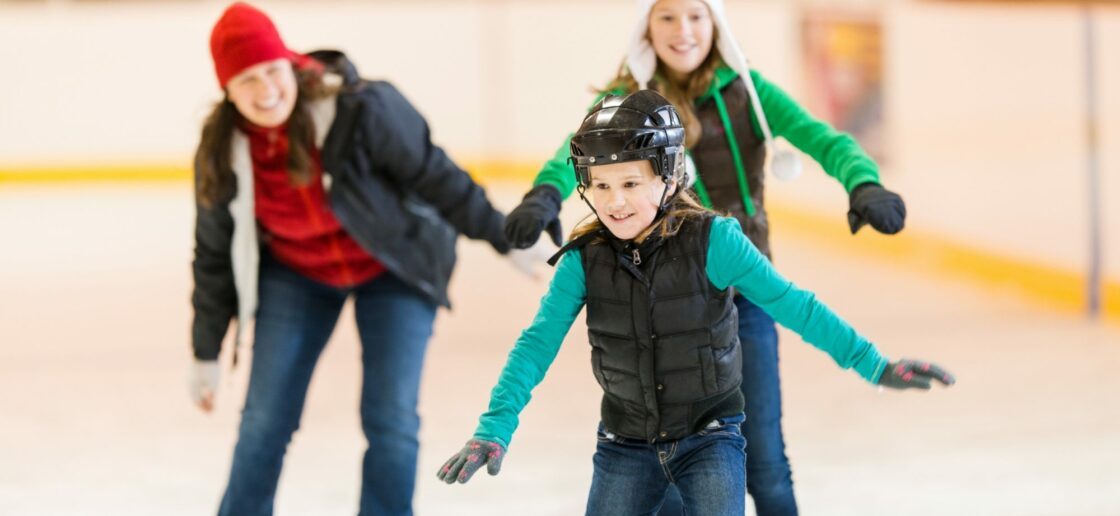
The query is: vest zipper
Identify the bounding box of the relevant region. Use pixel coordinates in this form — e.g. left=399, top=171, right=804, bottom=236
left=632, top=248, right=642, bottom=265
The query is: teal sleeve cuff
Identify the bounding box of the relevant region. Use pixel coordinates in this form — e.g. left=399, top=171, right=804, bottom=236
left=471, top=433, right=510, bottom=449
left=865, top=356, right=890, bottom=385
left=851, top=345, right=890, bottom=384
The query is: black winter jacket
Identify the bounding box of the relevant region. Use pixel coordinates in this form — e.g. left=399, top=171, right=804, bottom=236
left=191, top=50, right=508, bottom=360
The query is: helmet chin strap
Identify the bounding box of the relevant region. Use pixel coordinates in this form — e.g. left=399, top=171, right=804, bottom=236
left=576, top=183, right=599, bottom=220
left=652, top=178, right=680, bottom=227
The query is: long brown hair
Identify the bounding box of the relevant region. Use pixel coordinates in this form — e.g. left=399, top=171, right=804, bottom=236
left=570, top=185, right=714, bottom=245
left=601, top=28, right=724, bottom=149
left=195, top=66, right=337, bottom=207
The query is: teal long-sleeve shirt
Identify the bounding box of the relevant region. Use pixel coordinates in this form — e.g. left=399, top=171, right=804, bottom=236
left=473, top=217, right=889, bottom=448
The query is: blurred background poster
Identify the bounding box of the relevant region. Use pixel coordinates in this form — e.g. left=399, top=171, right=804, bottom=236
left=801, top=10, right=887, bottom=164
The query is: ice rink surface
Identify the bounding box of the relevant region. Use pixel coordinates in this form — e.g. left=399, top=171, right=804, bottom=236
left=1, top=183, right=1117, bottom=515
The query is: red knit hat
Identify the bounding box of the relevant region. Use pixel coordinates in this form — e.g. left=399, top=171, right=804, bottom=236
left=209, top=2, right=299, bottom=88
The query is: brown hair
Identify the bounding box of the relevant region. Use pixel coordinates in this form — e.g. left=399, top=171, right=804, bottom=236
left=570, top=185, right=714, bottom=245
left=600, top=27, right=724, bottom=149
left=194, top=66, right=337, bottom=207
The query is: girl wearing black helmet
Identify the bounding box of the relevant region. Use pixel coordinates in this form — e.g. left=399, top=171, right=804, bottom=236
left=503, top=1, right=908, bottom=513
left=438, top=90, right=952, bottom=516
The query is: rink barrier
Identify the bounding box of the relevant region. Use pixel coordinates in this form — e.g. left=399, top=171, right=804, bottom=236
left=0, top=161, right=529, bottom=184
left=0, top=165, right=190, bottom=183
left=1, top=161, right=1116, bottom=324
left=764, top=202, right=1120, bottom=325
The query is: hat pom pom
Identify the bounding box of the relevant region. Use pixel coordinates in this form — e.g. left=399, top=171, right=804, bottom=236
left=769, top=148, right=802, bottom=182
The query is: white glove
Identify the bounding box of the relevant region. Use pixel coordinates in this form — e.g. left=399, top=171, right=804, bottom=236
left=188, top=359, right=220, bottom=413
left=507, top=237, right=559, bottom=281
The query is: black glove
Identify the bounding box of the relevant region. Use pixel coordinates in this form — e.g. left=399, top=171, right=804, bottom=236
left=878, top=359, right=956, bottom=390
left=847, top=182, right=906, bottom=235
left=504, top=184, right=564, bottom=249
left=437, top=438, right=506, bottom=484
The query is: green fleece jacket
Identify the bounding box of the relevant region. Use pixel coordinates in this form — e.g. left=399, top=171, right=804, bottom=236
left=532, top=67, right=881, bottom=198
left=473, top=217, right=889, bottom=448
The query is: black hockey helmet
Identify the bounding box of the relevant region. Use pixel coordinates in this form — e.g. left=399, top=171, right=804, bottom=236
left=569, top=90, right=685, bottom=189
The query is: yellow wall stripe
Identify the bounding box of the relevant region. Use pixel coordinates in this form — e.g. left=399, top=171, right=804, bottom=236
left=0, top=165, right=191, bottom=184
left=0, top=161, right=517, bottom=184
left=764, top=202, right=1120, bottom=324
left=2, top=161, right=1116, bottom=324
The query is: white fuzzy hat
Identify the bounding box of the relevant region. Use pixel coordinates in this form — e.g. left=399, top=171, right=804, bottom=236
left=626, top=0, right=801, bottom=181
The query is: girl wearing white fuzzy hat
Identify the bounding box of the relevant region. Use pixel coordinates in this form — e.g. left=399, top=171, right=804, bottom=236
left=503, top=0, right=908, bottom=514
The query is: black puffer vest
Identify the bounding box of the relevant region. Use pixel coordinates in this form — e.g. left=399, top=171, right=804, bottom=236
left=690, top=77, right=772, bottom=258
left=581, top=215, right=743, bottom=441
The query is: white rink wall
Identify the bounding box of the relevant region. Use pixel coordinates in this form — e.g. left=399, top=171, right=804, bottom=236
left=0, top=0, right=1117, bottom=282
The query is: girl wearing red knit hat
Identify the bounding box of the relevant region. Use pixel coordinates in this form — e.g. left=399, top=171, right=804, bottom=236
left=188, top=3, right=516, bottom=515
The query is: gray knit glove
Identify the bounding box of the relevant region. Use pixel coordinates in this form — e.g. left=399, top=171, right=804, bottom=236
left=879, top=359, right=955, bottom=390
left=437, top=438, right=506, bottom=484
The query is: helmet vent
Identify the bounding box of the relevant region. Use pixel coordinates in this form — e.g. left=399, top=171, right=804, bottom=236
left=625, top=133, right=655, bottom=151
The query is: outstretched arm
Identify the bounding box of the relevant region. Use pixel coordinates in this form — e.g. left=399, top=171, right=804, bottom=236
left=707, top=216, right=887, bottom=382
left=752, top=70, right=880, bottom=193
left=439, top=250, right=587, bottom=484
left=706, top=217, right=952, bottom=387
left=362, top=82, right=509, bottom=252
left=753, top=71, right=905, bottom=234
left=191, top=174, right=236, bottom=361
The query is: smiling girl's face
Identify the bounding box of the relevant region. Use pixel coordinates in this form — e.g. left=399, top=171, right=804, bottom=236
left=647, top=0, right=715, bottom=83
left=588, top=160, right=676, bottom=241
left=225, top=58, right=298, bottom=128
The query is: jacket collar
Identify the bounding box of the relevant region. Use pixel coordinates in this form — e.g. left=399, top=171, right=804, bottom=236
left=307, top=49, right=361, bottom=86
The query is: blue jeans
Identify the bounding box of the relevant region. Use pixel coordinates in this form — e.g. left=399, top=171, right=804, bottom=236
left=586, top=414, right=747, bottom=516
left=218, top=255, right=437, bottom=516
left=660, top=295, right=797, bottom=516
